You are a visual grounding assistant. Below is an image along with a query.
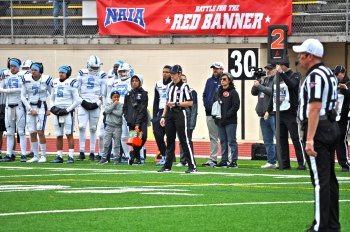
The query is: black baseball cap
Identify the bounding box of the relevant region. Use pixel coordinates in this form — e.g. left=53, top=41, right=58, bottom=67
left=264, top=64, right=276, bottom=69
left=170, top=64, right=182, bottom=74
left=332, top=65, right=346, bottom=74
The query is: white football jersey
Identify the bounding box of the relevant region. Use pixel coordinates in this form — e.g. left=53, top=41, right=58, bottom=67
left=0, top=70, right=29, bottom=104
left=155, top=79, right=172, bottom=110
left=103, top=77, right=117, bottom=106
left=22, top=74, right=52, bottom=104
left=51, top=78, right=80, bottom=109
left=77, top=69, right=107, bottom=102
left=112, top=78, right=131, bottom=104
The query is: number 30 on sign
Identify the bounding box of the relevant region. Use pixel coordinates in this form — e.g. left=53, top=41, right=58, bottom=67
left=228, top=48, right=258, bottom=80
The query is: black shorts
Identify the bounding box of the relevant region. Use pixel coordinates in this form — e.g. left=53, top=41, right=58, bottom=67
left=0, top=119, right=6, bottom=132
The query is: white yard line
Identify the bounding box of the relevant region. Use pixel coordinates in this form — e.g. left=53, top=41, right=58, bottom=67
left=0, top=200, right=349, bottom=217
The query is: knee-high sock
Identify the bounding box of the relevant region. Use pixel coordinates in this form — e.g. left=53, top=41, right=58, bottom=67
left=19, top=135, right=26, bottom=155
left=6, top=136, right=14, bottom=155
left=40, top=144, right=46, bottom=157
left=79, top=129, right=86, bottom=152
left=31, top=141, right=39, bottom=157
left=90, top=131, right=97, bottom=153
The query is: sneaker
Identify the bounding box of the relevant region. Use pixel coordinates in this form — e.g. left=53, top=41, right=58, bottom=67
left=214, top=161, right=229, bottom=168
left=341, top=166, right=350, bottom=172
left=202, top=159, right=217, bottom=167
left=76, top=152, right=85, bottom=161
left=27, top=156, right=40, bottom=163
left=121, top=156, right=129, bottom=163
left=1, top=154, right=13, bottom=162
left=95, top=154, right=101, bottom=161
left=296, top=165, right=307, bottom=170
left=185, top=168, right=198, bottom=173
left=26, top=151, right=34, bottom=158
left=11, top=154, right=16, bottom=161
left=50, top=156, right=63, bottom=163
left=261, top=163, right=276, bottom=169
left=141, top=158, right=145, bottom=164
left=20, top=155, right=27, bottom=162
left=88, top=153, right=95, bottom=161
left=156, top=156, right=166, bottom=166
left=228, top=161, right=238, bottom=168
left=133, top=160, right=142, bottom=166
left=157, top=167, right=172, bottom=172
left=175, top=162, right=187, bottom=167
left=128, top=157, right=134, bottom=166
left=38, top=156, right=46, bottom=163
left=97, top=158, right=108, bottom=165
left=66, top=156, right=74, bottom=164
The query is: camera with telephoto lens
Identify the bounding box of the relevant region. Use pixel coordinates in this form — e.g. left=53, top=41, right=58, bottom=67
left=249, top=66, right=266, bottom=79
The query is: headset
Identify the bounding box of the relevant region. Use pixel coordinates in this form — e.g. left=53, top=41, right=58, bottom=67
left=7, top=57, right=22, bottom=69
left=58, top=65, right=72, bottom=78
left=30, top=62, right=44, bottom=74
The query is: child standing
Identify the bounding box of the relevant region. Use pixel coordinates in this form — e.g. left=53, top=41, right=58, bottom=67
left=98, top=90, right=123, bottom=165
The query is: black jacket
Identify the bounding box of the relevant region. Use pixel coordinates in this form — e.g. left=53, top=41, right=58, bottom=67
left=213, top=84, right=240, bottom=126
left=267, top=69, right=301, bottom=115
left=123, top=87, right=148, bottom=128
left=338, top=75, right=350, bottom=120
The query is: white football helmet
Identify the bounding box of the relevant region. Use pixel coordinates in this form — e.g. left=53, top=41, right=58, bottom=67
left=117, top=63, right=134, bottom=81
left=21, top=59, right=33, bottom=71
left=87, top=55, right=102, bottom=76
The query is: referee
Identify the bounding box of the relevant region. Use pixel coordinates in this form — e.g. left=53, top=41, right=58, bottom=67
left=158, top=64, right=197, bottom=173
left=293, top=39, right=340, bottom=232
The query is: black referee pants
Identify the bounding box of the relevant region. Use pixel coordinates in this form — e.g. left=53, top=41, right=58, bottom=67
left=303, top=120, right=340, bottom=232
left=280, top=112, right=305, bottom=168
left=164, top=108, right=196, bottom=169
left=335, top=118, right=350, bottom=169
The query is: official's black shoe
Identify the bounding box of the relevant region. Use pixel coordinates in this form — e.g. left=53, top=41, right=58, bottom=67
left=296, top=165, right=307, bottom=170
left=50, top=156, right=64, bottom=163
left=157, top=167, right=172, bottom=172
left=76, top=152, right=85, bottom=161
left=214, top=161, right=229, bottom=168
left=132, top=160, right=142, bottom=166
left=88, top=153, right=95, bottom=161
left=26, top=151, right=34, bottom=158
left=341, top=166, right=350, bottom=172
left=185, top=168, right=198, bottom=173
left=128, top=157, right=134, bottom=166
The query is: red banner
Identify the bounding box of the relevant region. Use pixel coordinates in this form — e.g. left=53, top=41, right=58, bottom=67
left=97, top=0, right=292, bottom=36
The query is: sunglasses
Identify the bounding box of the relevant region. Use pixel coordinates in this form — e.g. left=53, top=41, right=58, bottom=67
left=221, top=78, right=228, bottom=81
left=334, top=73, right=339, bottom=76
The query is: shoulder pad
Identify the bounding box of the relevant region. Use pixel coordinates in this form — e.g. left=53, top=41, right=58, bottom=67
left=69, top=78, right=78, bottom=88
left=99, top=71, right=107, bottom=79
left=78, top=69, right=88, bottom=77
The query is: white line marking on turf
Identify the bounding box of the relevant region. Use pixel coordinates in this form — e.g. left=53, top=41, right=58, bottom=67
left=0, top=200, right=349, bottom=217
left=141, top=192, right=203, bottom=196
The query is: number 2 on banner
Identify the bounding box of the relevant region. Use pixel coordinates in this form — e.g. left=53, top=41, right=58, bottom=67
left=271, top=29, right=284, bottom=49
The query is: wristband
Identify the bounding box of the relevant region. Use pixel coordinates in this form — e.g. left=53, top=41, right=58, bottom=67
left=161, top=116, right=165, bottom=118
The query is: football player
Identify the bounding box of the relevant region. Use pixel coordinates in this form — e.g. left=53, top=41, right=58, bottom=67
left=76, top=55, right=106, bottom=161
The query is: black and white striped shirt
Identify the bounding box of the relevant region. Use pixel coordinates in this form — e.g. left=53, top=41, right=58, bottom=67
left=167, top=80, right=193, bottom=103
left=298, top=63, right=338, bottom=121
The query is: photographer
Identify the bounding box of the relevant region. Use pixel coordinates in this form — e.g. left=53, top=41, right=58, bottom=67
left=251, top=64, right=277, bottom=169
left=266, top=62, right=306, bottom=171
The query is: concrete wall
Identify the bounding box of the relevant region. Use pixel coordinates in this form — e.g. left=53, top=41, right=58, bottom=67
left=0, top=42, right=347, bottom=142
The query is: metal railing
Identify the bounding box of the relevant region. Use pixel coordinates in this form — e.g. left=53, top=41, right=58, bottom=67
left=0, top=0, right=349, bottom=44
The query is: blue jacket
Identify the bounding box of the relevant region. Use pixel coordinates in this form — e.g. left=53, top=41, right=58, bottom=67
left=203, top=74, right=221, bottom=116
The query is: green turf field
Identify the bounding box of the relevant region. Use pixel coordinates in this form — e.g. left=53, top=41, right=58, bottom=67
left=0, top=158, right=349, bottom=232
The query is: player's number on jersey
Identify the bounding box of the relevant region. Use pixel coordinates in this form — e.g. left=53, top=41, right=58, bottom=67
left=9, top=78, right=19, bottom=89
left=32, top=86, right=38, bottom=96
left=57, top=86, right=64, bottom=97
left=87, top=78, right=94, bottom=89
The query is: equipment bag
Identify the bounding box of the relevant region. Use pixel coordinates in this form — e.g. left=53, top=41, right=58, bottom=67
left=251, top=143, right=267, bottom=160
left=126, top=130, right=143, bottom=147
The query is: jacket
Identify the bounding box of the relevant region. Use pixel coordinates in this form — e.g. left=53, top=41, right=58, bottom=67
left=123, top=87, right=148, bottom=128
left=185, top=88, right=198, bottom=130
left=338, top=75, right=350, bottom=120
left=266, top=69, right=301, bottom=115
left=104, top=102, right=123, bottom=127
left=203, top=74, right=221, bottom=116
left=213, top=84, right=240, bottom=126
left=251, top=76, right=274, bottom=117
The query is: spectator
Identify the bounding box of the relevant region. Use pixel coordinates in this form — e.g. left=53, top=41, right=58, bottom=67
left=213, top=72, right=240, bottom=168
left=333, top=65, right=350, bottom=172
left=50, top=65, right=82, bottom=164
left=266, top=62, right=307, bottom=170
left=176, top=73, right=198, bottom=167
left=202, top=62, right=223, bottom=167
left=123, top=74, right=148, bottom=166
left=52, top=0, right=69, bottom=35
left=158, top=64, right=197, bottom=173
left=97, top=90, right=123, bottom=165
left=152, top=65, right=173, bottom=165
left=251, top=64, right=277, bottom=169
left=21, top=62, right=52, bottom=163
left=293, top=38, right=340, bottom=232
